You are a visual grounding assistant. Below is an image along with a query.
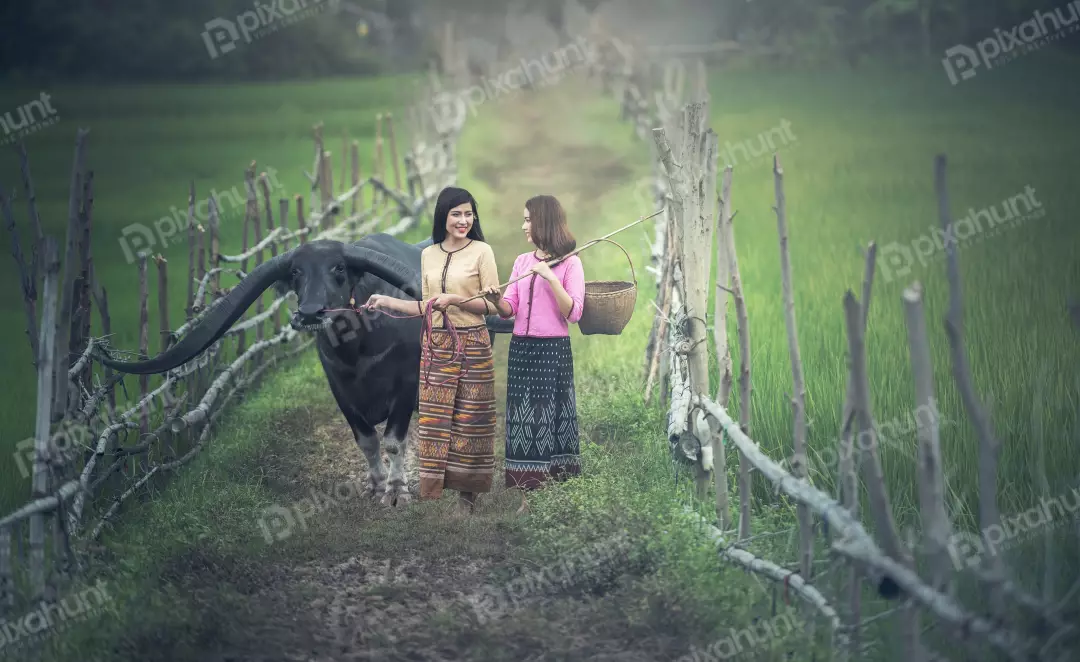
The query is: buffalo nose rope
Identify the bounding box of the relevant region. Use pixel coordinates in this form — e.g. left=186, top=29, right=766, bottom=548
left=324, top=299, right=469, bottom=389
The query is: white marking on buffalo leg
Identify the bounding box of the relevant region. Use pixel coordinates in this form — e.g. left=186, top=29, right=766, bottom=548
left=380, top=426, right=412, bottom=507
left=353, top=427, right=387, bottom=498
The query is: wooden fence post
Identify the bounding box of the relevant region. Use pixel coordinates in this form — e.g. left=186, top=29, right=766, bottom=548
left=186, top=182, right=196, bottom=321
left=156, top=255, right=170, bottom=353
left=341, top=129, right=348, bottom=197
left=903, top=282, right=954, bottom=592
left=0, top=524, right=11, bottom=616
left=0, top=186, right=39, bottom=365
left=73, top=170, right=95, bottom=408
left=54, top=129, right=88, bottom=423
left=773, top=154, right=814, bottom=583
left=373, top=114, right=385, bottom=216
left=717, top=166, right=753, bottom=540
left=351, top=140, right=361, bottom=215
left=321, top=150, right=334, bottom=220
left=15, top=142, right=46, bottom=364
left=259, top=173, right=282, bottom=335
left=31, top=236, right=60, bottom=600
left=935, top=153, right=1007, bottom=618
left=138, top=253, right=150, bottom=436
left=209, top=193, right=221, bottom=298
left=296, top=195, right=307, bottom=245
left=386, top=112, right=403, bottom=196
left=91, top=271, right=114, bottom=414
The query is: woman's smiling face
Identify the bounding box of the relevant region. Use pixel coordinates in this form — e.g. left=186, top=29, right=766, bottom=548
left=522, top=207, right=534, bottom=245
left=445, top=201, right=474, bottom=239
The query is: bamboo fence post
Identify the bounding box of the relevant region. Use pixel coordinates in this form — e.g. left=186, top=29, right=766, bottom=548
left=31, top=236, right=60, bottom=600
left=138, top=253, right=150, bottom=436
left=186, top=182, right=196, bottom=321
left=54, top=129, right=88, bottom=422
left=843, top=292, right=923, bottom=661
left=773, top=154, right=814, bottom=583
left=351, top=140, right=361, bottom=215
left=935, top=153, right=1008, bottom=618
left=0, top=186, right=39, bottom=364
left=903, top=282, right=953, bottom=592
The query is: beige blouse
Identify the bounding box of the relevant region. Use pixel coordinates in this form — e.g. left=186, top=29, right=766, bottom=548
left=421, top=240, right=500, bottom=328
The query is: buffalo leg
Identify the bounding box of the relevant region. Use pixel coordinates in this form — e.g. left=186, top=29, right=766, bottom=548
left=380, top=402, right=413, bottom=507
left=353, top=425, right=387, bottom=498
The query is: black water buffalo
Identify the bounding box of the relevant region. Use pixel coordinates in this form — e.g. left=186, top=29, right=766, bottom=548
left=98, top=233, right=513, bottom=506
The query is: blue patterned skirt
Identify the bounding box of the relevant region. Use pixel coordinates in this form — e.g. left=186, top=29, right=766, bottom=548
left=504, top=335, right=580, bottom=490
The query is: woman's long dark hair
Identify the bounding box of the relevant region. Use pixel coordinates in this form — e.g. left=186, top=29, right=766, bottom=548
left=431, top=186, right=485, bottom=243
left=525, top=194, right=575, bottom=257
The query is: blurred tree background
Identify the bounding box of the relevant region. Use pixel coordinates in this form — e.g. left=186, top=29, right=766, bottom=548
left=0, top=0, right=1077, bottom=81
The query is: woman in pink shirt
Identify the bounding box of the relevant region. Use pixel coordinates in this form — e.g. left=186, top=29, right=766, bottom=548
left=484, top=195, right=585, bottom=505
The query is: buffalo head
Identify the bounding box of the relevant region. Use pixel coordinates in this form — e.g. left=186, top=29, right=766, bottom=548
left=98, top=240, right=420, bottom=375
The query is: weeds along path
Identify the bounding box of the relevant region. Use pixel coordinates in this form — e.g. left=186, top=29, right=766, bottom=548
left=91, top=77, right=646, bottom=662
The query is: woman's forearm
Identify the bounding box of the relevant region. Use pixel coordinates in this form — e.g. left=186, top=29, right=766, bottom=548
left=455, top=297, right=493, bottom=315
left=492, top=299, right=514, bottom=318
left=380, top=296, right=423, bottom=315
left=547, top=278, right=574, bottom=318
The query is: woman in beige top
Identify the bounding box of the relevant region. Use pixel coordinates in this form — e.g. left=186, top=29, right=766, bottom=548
left=368, top=187, right=500, bottom=515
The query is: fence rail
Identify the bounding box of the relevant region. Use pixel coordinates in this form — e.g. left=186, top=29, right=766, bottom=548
left=0, top=76, right=465, bottom=627
left=588, top=31, right=1079, bottom=662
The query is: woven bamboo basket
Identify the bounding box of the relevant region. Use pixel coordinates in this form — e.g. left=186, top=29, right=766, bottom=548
left=578, top=238, right=637, bottom=336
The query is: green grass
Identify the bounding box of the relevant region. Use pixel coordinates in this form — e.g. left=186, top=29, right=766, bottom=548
left=0, top=76, right=420, bottom=511
left=690, top=51, right=1080, bottom=547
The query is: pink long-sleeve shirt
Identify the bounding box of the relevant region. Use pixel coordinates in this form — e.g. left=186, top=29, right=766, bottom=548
left=502, top=251, right=585, bottom=337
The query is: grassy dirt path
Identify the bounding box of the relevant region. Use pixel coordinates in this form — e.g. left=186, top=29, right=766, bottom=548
left=129, top=78, right=647, bottom=662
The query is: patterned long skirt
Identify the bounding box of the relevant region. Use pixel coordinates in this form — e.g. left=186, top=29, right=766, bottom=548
left=504, top=335, right=580, bottom=490
left=417, top=325, right=497, bottom=500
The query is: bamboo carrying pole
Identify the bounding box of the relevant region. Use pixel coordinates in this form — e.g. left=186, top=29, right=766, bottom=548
left=454, top=209, right=665, bottom=307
